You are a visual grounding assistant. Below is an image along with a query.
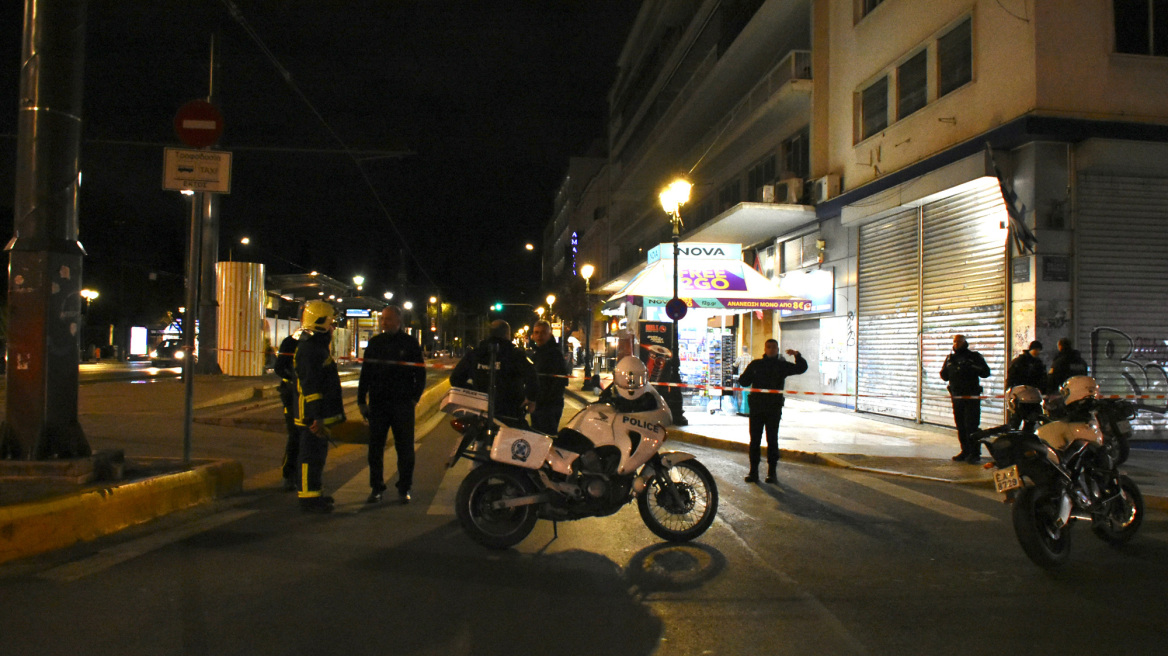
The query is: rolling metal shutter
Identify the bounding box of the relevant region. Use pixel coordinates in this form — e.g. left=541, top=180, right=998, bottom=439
left=857, top=208, right=920, bottom=420
left=1077, top=172, right=1168, bottom=435
left=919, top=184, right=1007, bottom=426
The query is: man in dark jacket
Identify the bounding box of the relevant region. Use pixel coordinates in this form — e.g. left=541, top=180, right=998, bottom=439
left=1048, top=337, right=1089, bottom=393
left=528, top=320, right=568, bottom=434
left=292, top=301, right=346, bottom=513
left=1005, top=340, right=1045, bottom=428
left=274, top=329, right=303, bottom=491
left=737, top=339, right=808, bottom=483
left=451, top=320, right=537, bottom=423
left=940, top=334, right=992, bottom=463
left=357, top=306, right=426, bottom=504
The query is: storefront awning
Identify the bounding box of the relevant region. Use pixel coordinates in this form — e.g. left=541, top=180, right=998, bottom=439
left=602, top=258, right=810, bottom=315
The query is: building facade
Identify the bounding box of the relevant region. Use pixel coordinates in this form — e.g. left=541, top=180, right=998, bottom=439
left=553, top=0, right=1168, bottom=436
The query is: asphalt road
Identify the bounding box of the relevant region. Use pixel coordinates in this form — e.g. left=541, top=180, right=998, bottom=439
left=2, top=396, right=1167, bottom=655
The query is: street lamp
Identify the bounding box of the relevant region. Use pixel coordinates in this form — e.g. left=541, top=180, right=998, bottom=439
left=383, top=291, right=394, bottom=301
left=352, top=275, right=364, bottom=293
left=580, top=264, right=595, bottom=390
left=659, top=177, right=693, bottom=425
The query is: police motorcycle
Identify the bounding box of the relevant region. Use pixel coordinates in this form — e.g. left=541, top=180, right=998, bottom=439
left=976, top=377, right=1144, bottom=568
left=442, top=355, right=719, bottom=550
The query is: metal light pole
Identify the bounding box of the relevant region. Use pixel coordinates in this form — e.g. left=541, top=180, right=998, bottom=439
left=580, top=264, right=595, bottom=390
left=659, top=179, right=693, bottom=426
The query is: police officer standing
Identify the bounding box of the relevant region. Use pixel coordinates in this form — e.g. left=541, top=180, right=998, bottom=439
left=451, top=320, right=538, bottom=422
left=1048, top=337, right=1089, bottom=392
left=273, top=325, right=303, bottom=492
left=940, top=334, right=992, bottom=463
left=357, top=306, right=426, bottom=504
left=528, top=320, right=568, bottom=433
left=737, top=339, right=807, bottom=483
left=292, top=301, right=346, bottom=513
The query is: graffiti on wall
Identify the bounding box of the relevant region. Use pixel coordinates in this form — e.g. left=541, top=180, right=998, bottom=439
left=1091, top=327, right=1168, bottom=434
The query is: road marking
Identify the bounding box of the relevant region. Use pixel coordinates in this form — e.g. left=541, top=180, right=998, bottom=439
left=39, top=508, right=257, bottom=582
left=792, top=479, right=896, bottom=521
left=834, top=470, right=996, bottom=522
left=715, top=514, right=870, bottom=655
left=428, top=458, right=473, bottom=516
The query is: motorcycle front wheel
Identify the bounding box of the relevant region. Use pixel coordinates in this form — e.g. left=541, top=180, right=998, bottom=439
left=455, top=464, right=538, bottom=550
left=637, top=459, right=719, bottom=542
left=1092, top=474, right=1144, bottom=545
left=1012, top=486, right=1072, bottom=569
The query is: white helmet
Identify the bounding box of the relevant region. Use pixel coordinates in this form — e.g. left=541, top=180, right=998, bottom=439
left=613, top=356, right=651, bottom=400
left=1006, top=385, right=1043, bottom=417
left=1060, top=375, right=1098, bottom=407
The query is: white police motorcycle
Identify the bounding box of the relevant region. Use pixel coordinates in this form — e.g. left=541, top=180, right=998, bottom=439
left=442, top=356, right=719, bottom=549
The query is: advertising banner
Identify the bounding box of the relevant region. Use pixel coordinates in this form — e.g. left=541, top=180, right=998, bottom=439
left=638, top=320, right=674, bottom=382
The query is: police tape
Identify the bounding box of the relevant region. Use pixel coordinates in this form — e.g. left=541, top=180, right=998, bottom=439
left=222, top=352, right=1168, bottom=402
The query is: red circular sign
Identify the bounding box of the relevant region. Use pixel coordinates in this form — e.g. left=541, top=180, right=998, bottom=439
left=173, top=100, right=224, bottom=148
left=665, top=297, right=688, bottom=321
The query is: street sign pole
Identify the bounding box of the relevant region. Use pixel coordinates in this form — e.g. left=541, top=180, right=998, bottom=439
left=182, top=191, right=204, bottom=466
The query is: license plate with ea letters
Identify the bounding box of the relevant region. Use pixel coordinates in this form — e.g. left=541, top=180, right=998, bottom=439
left=994, top=465, right=1022, bottom=494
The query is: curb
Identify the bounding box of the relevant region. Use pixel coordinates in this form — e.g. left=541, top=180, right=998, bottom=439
left=0, top=458, right=243, bottom=565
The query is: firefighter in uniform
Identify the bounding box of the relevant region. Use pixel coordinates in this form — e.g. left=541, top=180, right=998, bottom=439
left=274, top=327, right=303, bottom=491
left=292, top=300, right=346, bottom=513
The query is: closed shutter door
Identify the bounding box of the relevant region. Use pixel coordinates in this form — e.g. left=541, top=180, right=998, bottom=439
left=1077, top=172, right=1168, bottom=434
left=920, top=184, right=1008, bottom=426
left=777, top=319, right=819, bottom=393
left=858, top=208, right=920, bottom=420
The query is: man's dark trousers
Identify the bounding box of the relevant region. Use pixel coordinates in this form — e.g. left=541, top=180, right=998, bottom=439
left=951, top=397, right=981, bottom=456
left=281, top=411, right=299, bottom=484
left=530, top=401, right=564, bottom=434
left=368, top=400, right=416, bottom=494
left=748, top=407, right=783, bottom=472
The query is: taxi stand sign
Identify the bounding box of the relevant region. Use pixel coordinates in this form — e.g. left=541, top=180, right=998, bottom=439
left=162, top=147, right=232, bottom=193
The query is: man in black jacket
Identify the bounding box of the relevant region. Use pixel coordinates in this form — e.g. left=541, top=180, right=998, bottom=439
left=292, top=301, right=346, bottom=513
left=528, top=320, right=568, bottom=434
left=451, top=320, right=537, bottom=423
left=1048, top=337, right=1089, bottom=393
left=358, top=306, right=426, bottom=504
left=274, top=329, right=303, bottom=491
left=1005, top=340, right=1045, bottom=428
left=737, top=339, right=808, bottom=483
left=940, top=334, right=992, bottom=464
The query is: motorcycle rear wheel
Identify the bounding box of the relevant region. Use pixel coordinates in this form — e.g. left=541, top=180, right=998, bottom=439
left=637, top=459, right=719, bottom=542
left=455, top=464, right=538, bottom=550
left=1091, top=474, right=1143, bottom=545
left=1012, top=486, right=1072, bottom=569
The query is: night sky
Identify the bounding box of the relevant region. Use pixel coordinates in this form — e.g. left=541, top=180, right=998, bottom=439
left=0, top=1, right=638, bottom=328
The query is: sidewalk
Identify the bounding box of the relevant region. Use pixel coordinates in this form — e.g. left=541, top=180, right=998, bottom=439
left=564, top=370, right=1168, bottom=508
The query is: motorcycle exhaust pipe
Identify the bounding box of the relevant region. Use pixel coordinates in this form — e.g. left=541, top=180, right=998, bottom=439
left=489, top=493, right=548, bottom=510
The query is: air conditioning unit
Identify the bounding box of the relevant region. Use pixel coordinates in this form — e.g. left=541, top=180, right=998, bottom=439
left=757, top=185, right=775, bottom=203
left=774, top=177, right=802, bottom=204
left=813, top=174, right=840, bottom=203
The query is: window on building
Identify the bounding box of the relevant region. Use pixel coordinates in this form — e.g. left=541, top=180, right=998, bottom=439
left=1115, top=0, right=1168, bottom=56
left=718, top=180, right=741, bottom=212
left=858, top=0, right=885, bottom=20
left=897, top=49, right=928, bottom=119
left=747, top=156, right=777, bottom=200
left=782, top=127, right=810, bottom=179
left=938, top=18, right=972, bottom=97
left=859, top=76, right=888, bottom=141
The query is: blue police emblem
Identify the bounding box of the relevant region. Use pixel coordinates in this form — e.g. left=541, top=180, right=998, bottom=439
left=511, top=438, right=531, bottom=462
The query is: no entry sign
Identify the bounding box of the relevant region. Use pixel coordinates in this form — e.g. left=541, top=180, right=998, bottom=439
left=173, top=100, right=224, bottom=148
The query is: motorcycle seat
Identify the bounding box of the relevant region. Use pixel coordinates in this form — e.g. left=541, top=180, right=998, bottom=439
left=553, top=427, right=593, bottom=454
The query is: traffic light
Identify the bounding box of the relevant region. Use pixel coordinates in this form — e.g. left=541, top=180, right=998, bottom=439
left=490, top=302, right=503, bottom=312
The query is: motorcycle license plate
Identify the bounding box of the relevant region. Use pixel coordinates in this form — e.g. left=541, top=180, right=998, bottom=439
left=993, top=465, right=1022, bottom=494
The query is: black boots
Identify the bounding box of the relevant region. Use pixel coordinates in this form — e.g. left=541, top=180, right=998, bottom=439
left=765, top=465, right=778, bottom=484
left=744, top=467, right=759, bottom=483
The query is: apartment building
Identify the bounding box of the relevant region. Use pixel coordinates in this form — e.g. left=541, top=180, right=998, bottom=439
left=557, top=0, right=1168, bottom=434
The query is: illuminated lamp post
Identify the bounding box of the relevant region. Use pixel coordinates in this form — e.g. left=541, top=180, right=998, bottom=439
left=580, top=263, right=595, bottom=390
left=659, top=178, right=693, bottom=425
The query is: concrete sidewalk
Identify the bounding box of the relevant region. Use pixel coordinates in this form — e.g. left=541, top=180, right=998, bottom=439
left=564, top=371, right=1168, bottom=509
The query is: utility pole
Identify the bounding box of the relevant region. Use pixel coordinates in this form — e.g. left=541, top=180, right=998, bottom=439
left=196, top=31, right=223, bottom=375
left=0, top=0, right=90, bottom=459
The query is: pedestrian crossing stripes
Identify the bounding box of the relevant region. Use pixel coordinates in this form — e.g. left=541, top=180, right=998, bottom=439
left=832, top=469, right=997, bottom=522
